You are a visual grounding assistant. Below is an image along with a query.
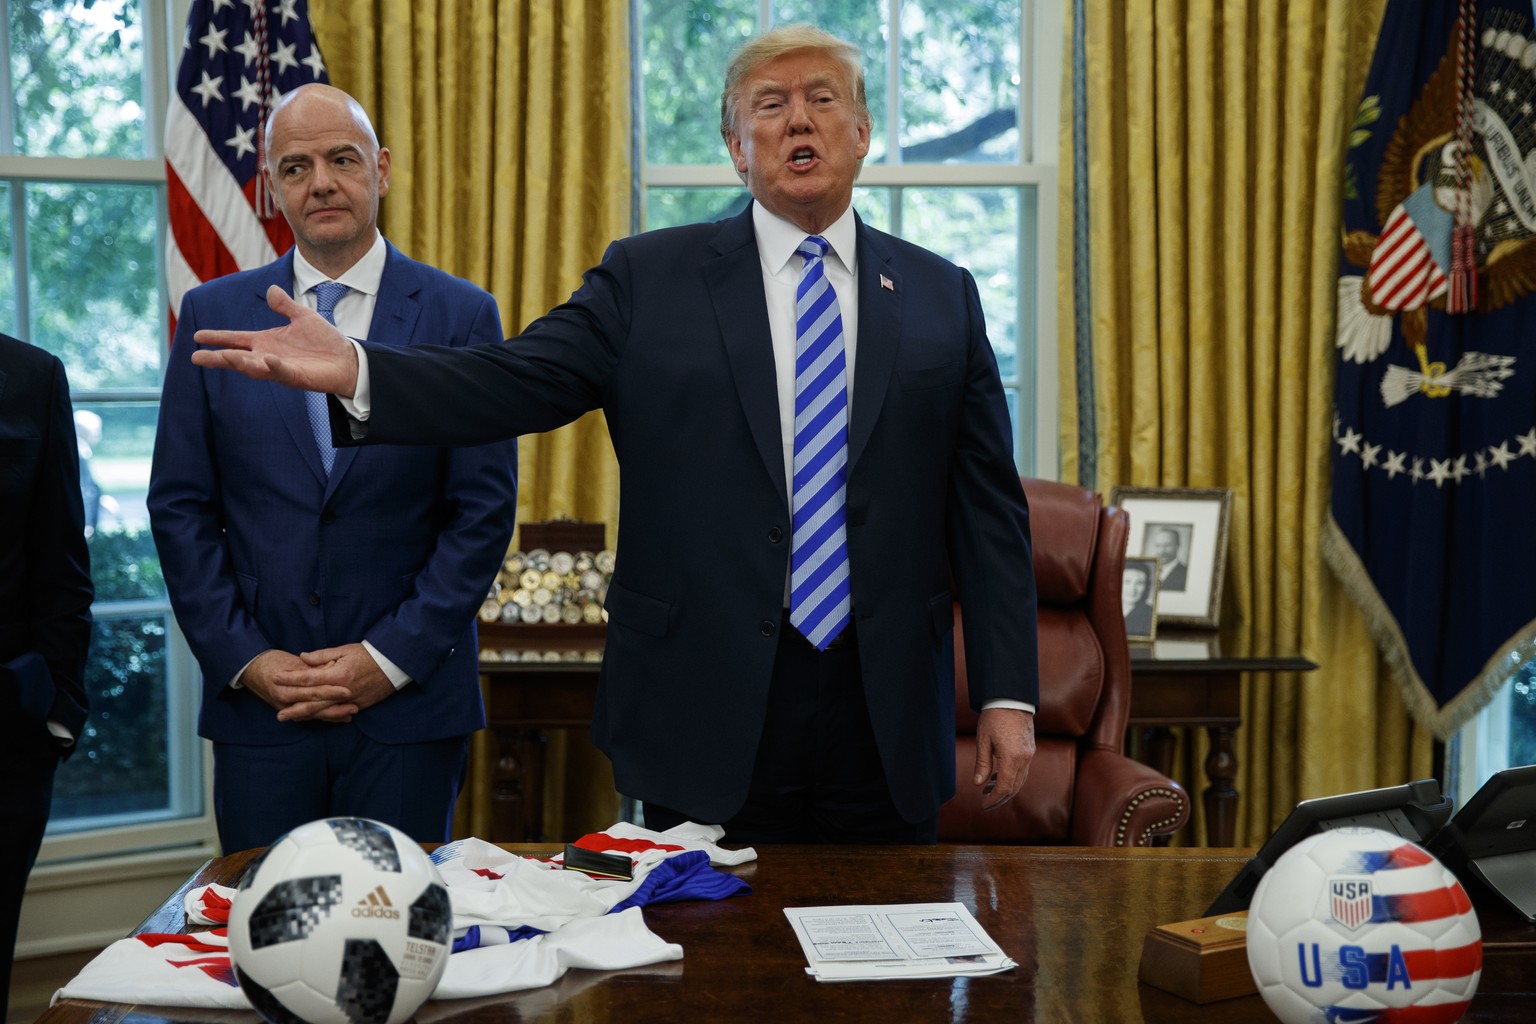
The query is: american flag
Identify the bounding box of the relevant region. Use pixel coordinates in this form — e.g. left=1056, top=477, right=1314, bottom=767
left=1366, top=199, right=1449, bottom=312
left=164, top=0, right=328, bottom=331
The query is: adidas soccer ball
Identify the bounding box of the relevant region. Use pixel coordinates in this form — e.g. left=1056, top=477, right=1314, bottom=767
left=1245, top=826, right=1481, bottom=1024
left=227, top=817, right=453, bottom=1024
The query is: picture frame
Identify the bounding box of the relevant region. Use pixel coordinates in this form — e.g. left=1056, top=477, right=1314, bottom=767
left=1109, top=487, right=1233, bottom=629
left=1121, top=555, right=1160, bottom=642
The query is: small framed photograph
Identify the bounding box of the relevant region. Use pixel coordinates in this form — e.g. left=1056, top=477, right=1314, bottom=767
left=1121, top=556, right=1160, bottom=642
left=1109, top=487, right=1233, bottom=629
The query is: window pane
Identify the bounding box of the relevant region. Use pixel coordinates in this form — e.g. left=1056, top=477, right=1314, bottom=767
left=53, top=395, right=190, bottom=831
left=900, top=186, right=1021, bottom=379
left=0, top=181, right=13, bottom=335
left=899, top=0, right=1020, bottom=163
left=49, top=611, right=188, bottom=828
left=25, top=181, right=162, bottom=388
left=640, top=0, right=758, bottom=165
left=8, top=0, right=146, bottom=158
left=852, top=186, right=892, bottom=234
left=773, top=1, right=891, bottom=164
left=74, top=399, right=157, bottom=549
left=1507, top=666, right=1536, bottom=766
left=644, top=187, right=751, bottom=230
left=1454, top=667, right=1536, bottom=807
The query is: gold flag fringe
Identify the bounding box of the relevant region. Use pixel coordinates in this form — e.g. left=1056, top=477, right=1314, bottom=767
left=1321, top=514, right=1536, bottom=740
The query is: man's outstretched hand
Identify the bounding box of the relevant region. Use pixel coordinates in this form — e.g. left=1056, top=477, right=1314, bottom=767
left=192, top=284, right=361, bottom=397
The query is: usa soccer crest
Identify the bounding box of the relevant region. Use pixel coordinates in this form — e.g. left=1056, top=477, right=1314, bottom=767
left=1329, top=876, right=1375, bottom=931
left=1326, top=0, right=1536, bottom=735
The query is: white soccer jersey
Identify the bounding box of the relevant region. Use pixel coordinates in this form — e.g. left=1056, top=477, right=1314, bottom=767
left=54, top=821, right=752, bottom=1008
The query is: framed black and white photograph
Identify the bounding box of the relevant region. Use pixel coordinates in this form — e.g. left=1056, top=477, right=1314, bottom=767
left=1109, top=487, right=1233, bottom=629
left=1121, top=556, right=1159, bottom=642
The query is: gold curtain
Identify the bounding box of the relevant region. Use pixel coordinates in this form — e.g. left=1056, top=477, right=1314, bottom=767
left=310, top=0, right=628, bottom=838
left=1059, top=1, right=1434, bottom=846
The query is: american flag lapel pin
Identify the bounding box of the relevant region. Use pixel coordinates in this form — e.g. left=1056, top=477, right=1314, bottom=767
left=879, top=274, right=894, bottom=291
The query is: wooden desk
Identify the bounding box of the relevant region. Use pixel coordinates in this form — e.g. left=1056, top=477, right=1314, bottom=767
left=1128, top=630, right=1318, bottom=847
left=39, top=845, right=1535, bottom=1024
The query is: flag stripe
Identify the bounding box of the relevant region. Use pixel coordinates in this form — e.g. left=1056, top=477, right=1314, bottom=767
left=165, top=0, right=329, bottom=333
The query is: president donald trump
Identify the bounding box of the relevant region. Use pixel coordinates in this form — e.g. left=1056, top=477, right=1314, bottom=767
left=188, top=24, right=1040, bottom=845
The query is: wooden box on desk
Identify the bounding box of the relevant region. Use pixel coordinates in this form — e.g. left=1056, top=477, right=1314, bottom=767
left=1137, top=911, right=1256, bottom=1003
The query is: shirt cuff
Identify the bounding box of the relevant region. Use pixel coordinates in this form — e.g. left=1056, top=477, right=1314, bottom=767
left=363, top=640, right=412, bottom=691
left=339, top=338, right=370, bottom=426
left=229, top=653, right=262, bottom=690
left=981, top=698, right=1037, bottom=715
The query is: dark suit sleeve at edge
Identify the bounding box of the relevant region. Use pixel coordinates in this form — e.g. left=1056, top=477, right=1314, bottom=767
left=26, top=352, right=94, bottom=739
left=944, top=267, right=1040, bottom=711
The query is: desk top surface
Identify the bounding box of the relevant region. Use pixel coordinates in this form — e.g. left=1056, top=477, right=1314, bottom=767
left=41, top=844, right=1534, bottom=1024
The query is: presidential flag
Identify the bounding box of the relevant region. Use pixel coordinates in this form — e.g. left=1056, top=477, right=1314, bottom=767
left=1326, top=0, right=1536, bottom=735
left=164, top=0, right=328, bottom=330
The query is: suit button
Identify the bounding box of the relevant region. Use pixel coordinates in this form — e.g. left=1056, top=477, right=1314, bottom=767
left=760, top=619, right=776, bottom=637
left=308, top=592, right=321, bottom=606
left=767, top=526, right=783, bottom=543
left=321, top=509, right=336, bottom=524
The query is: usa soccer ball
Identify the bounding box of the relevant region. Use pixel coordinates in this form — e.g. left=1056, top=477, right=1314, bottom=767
left=1246, top=826, right=1481, bottom=1024
left=228, top=817, right=453, bottom=1024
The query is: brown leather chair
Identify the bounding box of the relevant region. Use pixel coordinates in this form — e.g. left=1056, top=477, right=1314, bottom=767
left=938, top=477, right=1191, bottom=846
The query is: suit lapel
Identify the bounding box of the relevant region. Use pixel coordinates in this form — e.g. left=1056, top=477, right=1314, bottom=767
left=849, top=219, right=899, bottom=473
left=705, top=208, right=788, bottom=509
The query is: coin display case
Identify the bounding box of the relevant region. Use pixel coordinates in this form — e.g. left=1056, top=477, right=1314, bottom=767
left=478, top=519, right=609, bottom=662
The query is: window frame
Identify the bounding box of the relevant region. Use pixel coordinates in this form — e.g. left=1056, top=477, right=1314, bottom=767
left=2, top=0, right=215, bottom=865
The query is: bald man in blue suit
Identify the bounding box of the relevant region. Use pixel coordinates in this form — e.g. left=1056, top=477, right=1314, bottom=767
left=148, top=85, right=517, bottom=852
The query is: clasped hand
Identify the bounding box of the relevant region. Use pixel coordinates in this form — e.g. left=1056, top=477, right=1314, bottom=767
left=241, top=645, right=395, bottom=724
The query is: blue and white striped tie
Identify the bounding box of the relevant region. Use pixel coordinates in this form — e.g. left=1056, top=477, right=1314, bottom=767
left=307, top=281, right=349, bottom=476
left=789, top=235, right=851, bottom=650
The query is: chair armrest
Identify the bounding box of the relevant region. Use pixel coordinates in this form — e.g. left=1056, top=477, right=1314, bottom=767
left=1069, top=749, right=1191, bottom=847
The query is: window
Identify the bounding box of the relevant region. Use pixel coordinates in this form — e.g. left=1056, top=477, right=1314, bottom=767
left=1452, top=668, right=1536, bottom=805
left=636, top=0, right=1060, bottom=475
left=3, top=0, right=209, bottom=858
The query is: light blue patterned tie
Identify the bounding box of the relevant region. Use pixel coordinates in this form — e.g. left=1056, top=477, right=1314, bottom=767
left=307, top=281, right=349, bottom=476
left=789, top=236, right=851, bottom=650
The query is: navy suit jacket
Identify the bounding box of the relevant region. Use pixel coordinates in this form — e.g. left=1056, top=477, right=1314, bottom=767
left=0, top=335, right=92, bottom=751
left=149, top=244, right=518, bottom=747
left=347, top=208, right=1039, bottom=822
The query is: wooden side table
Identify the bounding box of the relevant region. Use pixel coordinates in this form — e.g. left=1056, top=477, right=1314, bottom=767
left=1127, top=630, right=1316, bottom=846
left=479, top=623, right=603, bottom=842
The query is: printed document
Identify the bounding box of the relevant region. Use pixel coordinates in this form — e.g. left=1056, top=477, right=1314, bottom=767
left=784, top=902, right=1016, bottom=982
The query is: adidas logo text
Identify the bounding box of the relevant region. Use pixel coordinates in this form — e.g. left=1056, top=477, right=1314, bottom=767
left=351, top=885, right=400, bottom=919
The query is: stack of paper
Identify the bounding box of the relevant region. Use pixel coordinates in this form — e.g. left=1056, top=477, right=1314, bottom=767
left=784, top=902, right=1017, bottom=982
